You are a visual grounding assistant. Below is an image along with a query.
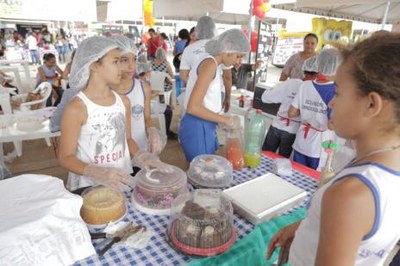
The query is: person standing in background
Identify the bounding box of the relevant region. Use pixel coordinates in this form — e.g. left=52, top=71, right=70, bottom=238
left=26, top=32, right=41, bottom=65
left=146, top=28, right=161, bottom=60
left=280, top=33, right=318, bottom=81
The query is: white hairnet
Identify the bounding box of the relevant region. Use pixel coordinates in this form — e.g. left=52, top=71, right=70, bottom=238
left=195, top=16, right=216, bottom=40
left=137, top=54, right=148, bottom=63
left=155, top=47, right=166, bottom=59
left=136, top=62, right=152, bottom=75
left=205, top=29, right=250, bottom=56
left=111, top=35, right=137, bottom=55
left=302, top=56, right=318, bottom=73
left=317, top=48, right=342, bottom=76
left=69, top=36, right=118, bottom=91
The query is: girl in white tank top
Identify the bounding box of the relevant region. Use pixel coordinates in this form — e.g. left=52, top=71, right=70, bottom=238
left=267, top=33, right=400, bottom=266
left=58, top=36, right=170, bottom=193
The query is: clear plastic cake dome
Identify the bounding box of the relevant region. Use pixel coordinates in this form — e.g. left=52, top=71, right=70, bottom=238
left=187, top=155, right=233, bottom=188
left=132, top=166, right=188, bottom=215
left=167, top=189, right=236, bottom=256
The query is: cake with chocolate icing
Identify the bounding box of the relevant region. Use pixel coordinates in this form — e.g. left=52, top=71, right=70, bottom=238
left=175, top=200, right=232, bottom=249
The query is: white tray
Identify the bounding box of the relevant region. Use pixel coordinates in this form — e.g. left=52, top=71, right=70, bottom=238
left=222, top=173, right=307, bottom=225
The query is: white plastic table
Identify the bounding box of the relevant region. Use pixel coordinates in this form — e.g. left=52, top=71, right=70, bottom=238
left=0, top=118, right=60, bottom=163
left=0, top=59, right=31, bottom=90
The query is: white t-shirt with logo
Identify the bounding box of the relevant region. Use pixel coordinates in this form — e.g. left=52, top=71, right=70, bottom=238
left=262, top=79, right=302, bottom=134
left=291, top=80, right=336, bottom=160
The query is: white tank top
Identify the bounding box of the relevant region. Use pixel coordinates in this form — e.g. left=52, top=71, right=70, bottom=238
left=125, top=78, right=147, bottom=151
left=290, top=164, right=400, bottom=266
left=67, top=90, right=132, bottom=191
left=184, top=55, right=223, bottom=113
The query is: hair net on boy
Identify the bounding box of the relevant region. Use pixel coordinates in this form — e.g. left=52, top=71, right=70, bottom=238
left=136, top=62, right=152, bottom=75
left=302, top=56, right=318, bottom=73
left=205, top=29, right=250, bottom=56
left=155, top=47, right=166, bottom=59
left=111, top=35, right=137, bottom=55
left=69, top=36, right=118, bottom=91
left=317, top=48, right=342, bottom=76
left=195, top=16, right=216, bottom=40
left=137, top=54, right=148, bottom=63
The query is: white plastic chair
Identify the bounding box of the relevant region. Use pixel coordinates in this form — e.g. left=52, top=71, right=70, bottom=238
left=150, top=71, right=174, bottom=106
left=18, top=82, right=52, bottom=111
left=149, top=71, right=172, bottom=134
left=11, top=82, right=53, bottom=156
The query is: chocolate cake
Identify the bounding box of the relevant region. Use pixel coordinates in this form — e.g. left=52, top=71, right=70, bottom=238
left=176, top=200, right=232, bottom=249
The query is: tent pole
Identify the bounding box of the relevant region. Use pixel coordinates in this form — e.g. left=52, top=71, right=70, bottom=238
left=248, top=0, right=254, bottom=63
left=381, top=1, right=391, bottom=29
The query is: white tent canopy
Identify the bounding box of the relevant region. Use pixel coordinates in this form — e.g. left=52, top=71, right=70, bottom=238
left=273, top=0, right=400, bottom=24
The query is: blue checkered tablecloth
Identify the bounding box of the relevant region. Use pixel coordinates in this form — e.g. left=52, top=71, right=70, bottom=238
left=74, top=155, right=318, bottom=266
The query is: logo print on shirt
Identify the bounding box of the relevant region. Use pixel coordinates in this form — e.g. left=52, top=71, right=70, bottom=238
left=131, top=104, right=144, bottom=120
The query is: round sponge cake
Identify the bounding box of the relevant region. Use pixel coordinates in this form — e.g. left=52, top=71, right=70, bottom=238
left=80, top=187, right=126, bottom=225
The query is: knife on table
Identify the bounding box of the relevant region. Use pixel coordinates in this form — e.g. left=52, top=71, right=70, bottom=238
left=98, top=223, right=145, bottom=256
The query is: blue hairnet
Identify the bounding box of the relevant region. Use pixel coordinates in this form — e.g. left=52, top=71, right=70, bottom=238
left=155, top=47, right=166, bottom=59
left=317, top=48, right=342, bottom=76
left=69, top=36, right=118, bottom=91
left=195, top=16, right=216, bottom=40
left=111, top=35, right=137, bottom=55
left=136, top=62, right=152, bottom=75
left=137, top=54, right=148, bottom=63
left=205, top=29, right=250, bottom=56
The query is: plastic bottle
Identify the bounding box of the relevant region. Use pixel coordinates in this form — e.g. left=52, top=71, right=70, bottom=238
left=244, top=109, right=266, bottom=168
left=238, top=95, right=245, bottom=108
left=225, top=128, right=244, bottom=170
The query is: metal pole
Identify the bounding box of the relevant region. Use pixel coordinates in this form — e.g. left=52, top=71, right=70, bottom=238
left=381, top=1, right=391, bottom=29
left=248, top=0, right=254, bottom=63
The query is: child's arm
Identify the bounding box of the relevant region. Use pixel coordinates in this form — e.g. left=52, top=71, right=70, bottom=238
left=56, top=65, right=64, bottom=76
left=288, top=105, right=300, bottom=117
left=58, top=97, right=88, bottom=174
left=315, top=177, right=375, bottom=265
left=186, top=58, right=231, bottom=125
left=143, top=81, right=166, bottom=155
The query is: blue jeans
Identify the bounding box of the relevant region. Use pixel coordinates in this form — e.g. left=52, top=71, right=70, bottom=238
left=262, top=126, right=296, bottom=158
left=46, top=87, right=64, bottom=107
left=29, top=49, right=41, bottom=64
left=293, top=150, right=320, bottom=170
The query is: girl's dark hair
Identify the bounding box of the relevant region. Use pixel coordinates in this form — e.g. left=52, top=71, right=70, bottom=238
left=342, top=32, right=400, bottom=121
left=304, top=33, right=318, bottom=43
left=185, top=27, right=196, bottom=48
left=160, top=32, right=168, bottom=40
left=178, top=29, right=190, bottom=40
left=43, top=53, right=55, bottom=61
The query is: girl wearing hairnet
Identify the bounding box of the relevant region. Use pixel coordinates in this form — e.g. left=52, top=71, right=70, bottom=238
left=288, top=48, right=341, bottom=170
left=111, top=36, right=166, bottom=155
left=58, top=36, right=170, bottom=192
left=179, top=29, right=250, bottom=162
left=261, top=56, right=318, bottom=158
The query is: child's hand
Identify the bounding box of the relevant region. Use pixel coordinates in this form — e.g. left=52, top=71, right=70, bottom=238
left=83, top=164, right=133, bottom=192
left=266, top=221, right=301, bottom=265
